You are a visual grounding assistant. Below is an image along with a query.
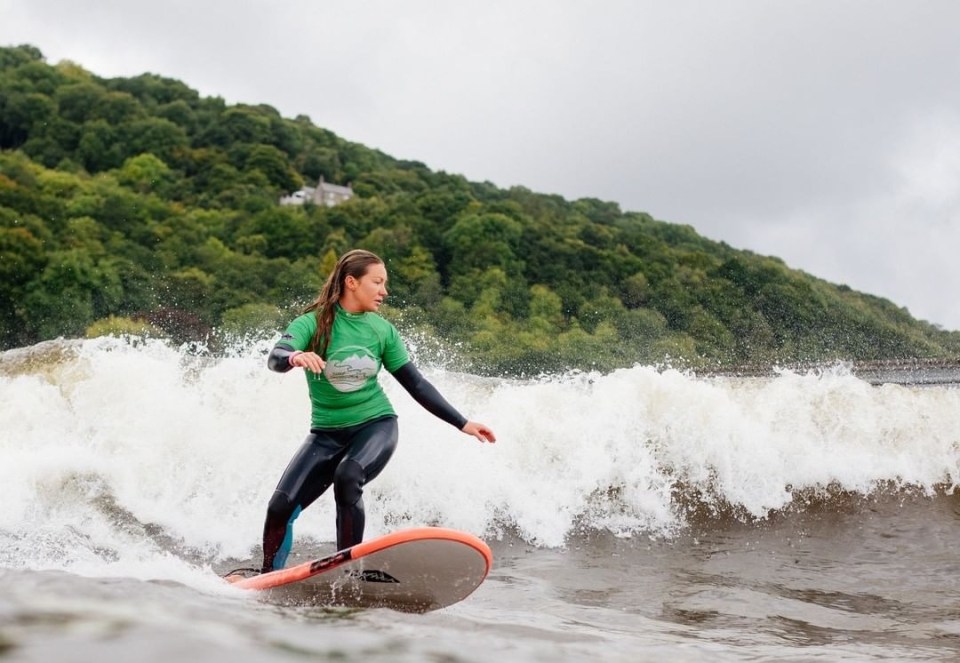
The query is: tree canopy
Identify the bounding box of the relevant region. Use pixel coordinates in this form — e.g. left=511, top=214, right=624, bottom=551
left=1, top=43, right=958, bottom=375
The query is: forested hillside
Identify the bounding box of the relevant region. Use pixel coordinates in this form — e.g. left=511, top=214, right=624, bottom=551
left=1, top=44, right=958, bottom=375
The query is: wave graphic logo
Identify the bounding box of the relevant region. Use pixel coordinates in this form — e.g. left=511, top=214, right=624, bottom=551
left=325, top=346, right=379, bottom=392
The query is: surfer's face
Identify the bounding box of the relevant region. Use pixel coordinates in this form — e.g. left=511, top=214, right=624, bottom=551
left=342, top=263, right=388, bottom=313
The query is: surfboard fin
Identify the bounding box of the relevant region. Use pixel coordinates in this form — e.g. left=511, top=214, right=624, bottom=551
left=222, top=567, right=261, bottom=583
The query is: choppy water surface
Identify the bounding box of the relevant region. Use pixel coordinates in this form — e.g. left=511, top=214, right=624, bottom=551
left=2, top=337, right=960, bottom=661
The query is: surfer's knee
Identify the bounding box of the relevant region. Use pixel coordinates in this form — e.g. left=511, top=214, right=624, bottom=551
left=266, top=490, right=296, bottom=521
left=333, top=459, right=365, bottom=506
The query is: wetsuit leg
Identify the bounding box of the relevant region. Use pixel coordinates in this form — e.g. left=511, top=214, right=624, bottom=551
left=261, top=432, right=345, bottom=572
left=333, top=416, right=399, bottom=551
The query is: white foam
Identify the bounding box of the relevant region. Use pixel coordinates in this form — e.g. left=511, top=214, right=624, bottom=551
left=2, top=338, right=958, bottom=573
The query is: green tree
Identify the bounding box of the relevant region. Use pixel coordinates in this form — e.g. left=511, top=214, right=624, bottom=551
left=0, top=91, right=55, bottom=148
left=56, top=82, right=107, bottom=123
left=76, top=119, right=124, bottom=171
left=218, top=302, right=285, bottom=339
left=23, top=249, right=123, bottom=339
left=443, top=212, right=524, bottom=279
left=0, top=225, right=47, bottom=345
left=244, top=144, right=302, bottom=192
left=93, top=91, right=144, bottom=124
left=86, top=315, right=161, bottom=338
left=0, top=44, right=44, bottom=69
left=117, top=153, right=175, bottom=195
left=122, top=117, right=189, bottom=164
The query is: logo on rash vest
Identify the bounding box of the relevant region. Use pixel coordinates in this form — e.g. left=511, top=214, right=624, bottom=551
left=324, top=345, right=379, bottom=392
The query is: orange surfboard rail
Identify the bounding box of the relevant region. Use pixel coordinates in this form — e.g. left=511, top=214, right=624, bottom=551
left=229, top=526, right=492, bottom=592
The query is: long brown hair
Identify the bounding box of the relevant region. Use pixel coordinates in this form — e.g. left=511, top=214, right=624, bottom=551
left=304, top=249, right=384, bottom=358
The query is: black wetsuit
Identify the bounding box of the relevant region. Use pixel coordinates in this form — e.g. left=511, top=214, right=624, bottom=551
left=261, top=343, right=467, bottom=572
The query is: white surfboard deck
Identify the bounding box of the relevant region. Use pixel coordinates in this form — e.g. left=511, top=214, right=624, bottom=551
left=227, top=527, right=492, bottom=612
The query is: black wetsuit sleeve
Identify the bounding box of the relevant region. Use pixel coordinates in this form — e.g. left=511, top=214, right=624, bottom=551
left=390, top=362, right=468, bottom=430
left=267, top=342, right=299, bottom=373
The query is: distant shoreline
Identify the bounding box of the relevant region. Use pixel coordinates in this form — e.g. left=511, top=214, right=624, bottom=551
left=700, top=358, right=960, bottom=386
left=2, top=337, right=958, bottom=386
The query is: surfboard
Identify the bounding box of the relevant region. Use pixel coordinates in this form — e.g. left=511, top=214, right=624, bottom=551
left=225, top=527, right=492, bottom=612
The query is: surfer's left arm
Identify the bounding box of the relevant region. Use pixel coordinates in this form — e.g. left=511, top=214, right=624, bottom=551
left=390, top=363, right=496, bottom=443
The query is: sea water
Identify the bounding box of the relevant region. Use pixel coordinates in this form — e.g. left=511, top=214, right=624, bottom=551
left=2, top=336, right=960, bottom=661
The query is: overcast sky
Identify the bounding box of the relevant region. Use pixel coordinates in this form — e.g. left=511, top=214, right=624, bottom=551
left=2, top=0, right=959, bottom=329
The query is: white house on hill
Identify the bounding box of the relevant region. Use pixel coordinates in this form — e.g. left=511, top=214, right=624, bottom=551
left=280, top=176, right=353, bottom=207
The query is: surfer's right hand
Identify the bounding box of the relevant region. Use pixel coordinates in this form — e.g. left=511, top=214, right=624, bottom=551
left=291, top=351, right=325, bottom=374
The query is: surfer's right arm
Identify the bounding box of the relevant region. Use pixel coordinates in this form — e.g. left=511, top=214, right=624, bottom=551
left=267, top=343, right=325, bottom=374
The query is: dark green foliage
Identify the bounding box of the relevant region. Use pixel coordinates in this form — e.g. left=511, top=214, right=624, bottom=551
left=1, top=44, right=958, bottom=373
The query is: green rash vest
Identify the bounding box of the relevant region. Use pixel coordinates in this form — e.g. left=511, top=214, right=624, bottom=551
left=280, top=308, right=410, bottom=429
